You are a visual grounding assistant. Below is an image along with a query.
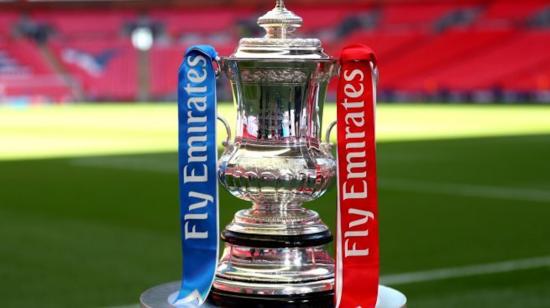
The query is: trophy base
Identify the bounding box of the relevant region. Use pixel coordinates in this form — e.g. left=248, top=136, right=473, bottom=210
left=140, top=281, right=407, bottom=308
left=213, top=242, right=334, bottom=295
left=209, top=288, right=334, bottom=307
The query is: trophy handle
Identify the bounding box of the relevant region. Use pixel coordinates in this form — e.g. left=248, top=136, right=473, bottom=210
left=217, top=116, right=232, bottom=147
left=322, top=120, right=337, bottom=152
left=325, top=120, right=336, bottom=144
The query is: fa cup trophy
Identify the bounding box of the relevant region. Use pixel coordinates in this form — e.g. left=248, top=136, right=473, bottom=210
left=212, top=0, right=337, bottom=303
left=140, top=1, right=406, bottom=307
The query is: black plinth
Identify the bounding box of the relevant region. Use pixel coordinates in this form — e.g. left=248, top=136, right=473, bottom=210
left=221, top=229, right=333, bottom=248
left=207, top=288, right=333, bottom=308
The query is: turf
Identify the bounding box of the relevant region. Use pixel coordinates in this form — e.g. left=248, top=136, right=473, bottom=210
left=2, top=103, right=550, bottom=160
left=0, top=104, right=549, bottom=307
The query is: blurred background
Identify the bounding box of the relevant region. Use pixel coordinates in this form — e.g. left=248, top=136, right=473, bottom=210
left=1, top=0, right=550, bottom=307
left=0, top=0, right=549, bottom=104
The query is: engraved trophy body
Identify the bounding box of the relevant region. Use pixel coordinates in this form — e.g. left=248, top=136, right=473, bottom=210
left=212, top=0, right=338, bottom=300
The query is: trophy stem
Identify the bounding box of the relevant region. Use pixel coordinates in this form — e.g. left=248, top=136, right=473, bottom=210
left=226, top=205, right=330, bottom=236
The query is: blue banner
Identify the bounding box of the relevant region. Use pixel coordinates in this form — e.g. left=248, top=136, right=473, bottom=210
left=175, top=45, right=219, bottom=306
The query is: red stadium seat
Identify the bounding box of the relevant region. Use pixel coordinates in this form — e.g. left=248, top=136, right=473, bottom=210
left=401, top=30, right=550, bottom=91
left=472, top=1, right=547, bottom=27
left=0, top=11, right=18, bottom=36
left=379, top=29, right=516, bottom=90
left=50, top=38, right=138, bottom=100
left=149, top=9, right=246, bottom=36
left=31, top=10, right=134, bottom=39
left=0, top=39, right=72, bottom=102
left=334, top=29, right=427, bottom=60
left=503, top=59, right=550, bottom=91
left=293, top=7, right=356, bottom=33
left=379, top=2, right=460, bottom=30
left=149, top=46, right=181, bottom=98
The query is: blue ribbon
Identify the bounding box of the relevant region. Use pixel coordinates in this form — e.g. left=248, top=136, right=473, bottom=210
left=176, top=45, right=219, bottom=306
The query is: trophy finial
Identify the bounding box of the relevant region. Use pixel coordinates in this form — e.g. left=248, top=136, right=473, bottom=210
left=258, top=0, right=302, bottom=39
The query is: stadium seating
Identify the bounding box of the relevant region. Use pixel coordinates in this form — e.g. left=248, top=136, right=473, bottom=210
left=378, top=2, right=461, bottom=30
left=504, top=61, right=550, bottom=91
left=30, top=10, right=135, bottom=39
left=294, top=7, right=357, bottom=33
left=149, top=46, right=181, bottom=99
left=149, top=8, right=249, bottom=36
left=0, top=12, right=18, bottom=36
left=0, top=39, right=72, bottom=102
left=0, top=1, right=549, bottom=103
left=380, top=28, right=517, bottom=90
left=50, top=38, right=138, bottom=100
left=472, top=1, right=548, bottom=27
left=401, top=30, right=550, bottom=91
left=333, top=29, right=427, bottom=60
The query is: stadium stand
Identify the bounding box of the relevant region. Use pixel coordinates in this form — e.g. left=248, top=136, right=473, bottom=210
left=401, top=30, right=550, bottom=91
left=294, top=7, right=358, bottom=33
left=30, top=10, right=134, bottom=40
left=472, top=1, right=548, bottom=27
left=0, top=38, right=72, bottom=102
left=149, top=45, right=181, bottom=99
left=50, top=38, right=138, bottom=101
left=0, top=12, right=17, bottom=36
left=149, top=9, right=246, bottom=36
left=378, top=2, right=461, bottom=30
left=0, top=0, right=549, bottom=103
left=379, top=29, right=517, bottom=89
left=504, top=61, right=550, bottom=92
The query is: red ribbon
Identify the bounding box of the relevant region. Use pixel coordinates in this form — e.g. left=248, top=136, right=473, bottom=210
left=335, top=44, right=379, bottom=308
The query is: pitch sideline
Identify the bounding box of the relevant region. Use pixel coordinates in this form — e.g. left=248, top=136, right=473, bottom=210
left=381, top=255, right=550, bottom=285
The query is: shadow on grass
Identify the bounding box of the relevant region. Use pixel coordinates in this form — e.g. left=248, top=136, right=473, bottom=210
left=0, top=134, right=549, bottom=307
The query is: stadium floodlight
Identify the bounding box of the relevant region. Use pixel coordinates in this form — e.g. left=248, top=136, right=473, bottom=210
left=131, top=27, right=153, bottom=51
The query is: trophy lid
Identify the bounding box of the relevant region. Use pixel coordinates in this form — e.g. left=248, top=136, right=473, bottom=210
left=231, top=0, right=330, bottom=60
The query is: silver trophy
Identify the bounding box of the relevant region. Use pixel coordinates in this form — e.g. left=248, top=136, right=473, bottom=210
left=212, top=0, right=338, bottom=300
left=140, top=1, right=407, bottom=306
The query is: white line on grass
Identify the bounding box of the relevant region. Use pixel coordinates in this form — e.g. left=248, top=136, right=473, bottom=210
left=381, top=178, right=550, bottom=203
left=381, top=255, right=550, bottom=285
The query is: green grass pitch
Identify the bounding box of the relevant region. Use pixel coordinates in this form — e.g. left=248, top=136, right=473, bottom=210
left=0, top=103, right=550, bottom=307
